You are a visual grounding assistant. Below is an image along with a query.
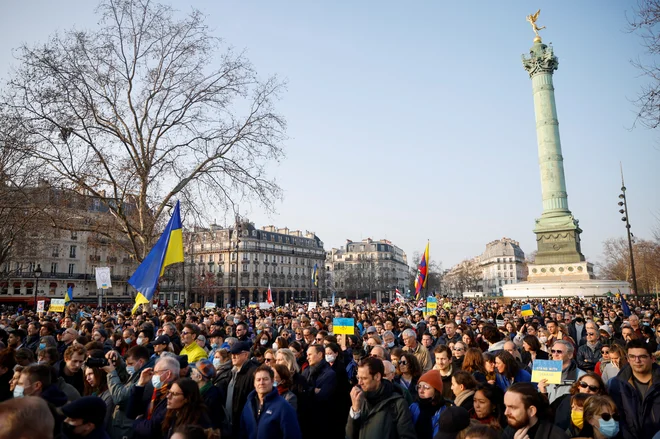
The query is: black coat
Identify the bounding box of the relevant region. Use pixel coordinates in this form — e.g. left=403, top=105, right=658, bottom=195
left=224, top=359, right=259, bottom=438
left=301, top=360, right=338, bottom=439
left=609, top=363, right=660, bottom=439
left=502, top=421, right=568, bottom=439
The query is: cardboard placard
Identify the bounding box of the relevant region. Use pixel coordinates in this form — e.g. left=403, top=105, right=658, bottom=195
left=49, top=299, right=65, bottom=312
left=37, top=300, right=45, bottom=313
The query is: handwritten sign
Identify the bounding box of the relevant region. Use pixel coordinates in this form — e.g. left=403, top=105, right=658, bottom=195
left=204, top=302, right=216, bottom=310
left=37, top=300, right=45, bottom=313
left=95, top=267, right=112, bottom=290
left=49, top=299, right=65, bottom=313
left=333, top=318, right=355, bottom=335
left=426, top=296, right=438, bottom=316
left=531, top=360, right=562, bottom=384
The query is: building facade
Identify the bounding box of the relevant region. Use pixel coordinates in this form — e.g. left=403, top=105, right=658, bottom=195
left=480, top=237, right=526, bottom=295
left=171, top=218, right=325, bottom=307
left=325, top=238, right=408, bottom=302
left=0, top=193, right=138, bottom=306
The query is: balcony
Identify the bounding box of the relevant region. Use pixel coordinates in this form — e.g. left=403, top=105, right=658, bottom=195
left=89, top=255, right=101, bottom=262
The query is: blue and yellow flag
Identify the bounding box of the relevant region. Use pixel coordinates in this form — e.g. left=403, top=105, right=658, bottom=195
left=129, top=201, right=184, bottom=314
left=312, top=263, right=319, bottom=287
left=333, top=317, right=354, bottom=335
left=64, top=285, right=74, bottom=303
left=521, top=303, right=533, bottom=317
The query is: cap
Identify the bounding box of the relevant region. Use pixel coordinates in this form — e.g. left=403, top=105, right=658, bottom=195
left=418, top=370, right=443, bottom=394
left=599, top=325, right=613, bottom=336
left=194, top=359, right=216, bottom=380
left=61, top=396, right=107, bottom=427
left=230, top=341, right=251, bottom=354
left=153, top=334, right=171, bottom=346
left=366, top=326, right=377, bottom=334
left=96, top=329, right=108, bottom=339
left=436, top=406, right=471, bottom=439
left=197, top=335, right=207, bottom=344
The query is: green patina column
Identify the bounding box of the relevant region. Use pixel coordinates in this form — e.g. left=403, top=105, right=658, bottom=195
left=522, top=36, right=586, bottom=265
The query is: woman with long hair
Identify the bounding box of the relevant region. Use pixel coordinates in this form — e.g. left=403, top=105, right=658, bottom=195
left=600, top=344, right=627, bottom=386
left=462, top=331, right=478, bottom=348
left=566, top=393, right=590, bottom=438
left=494, top=351, right=531, bottom=392
left=162, top=378, right=211, bottom=438
left=553, top=371, right=608, bottom=432
left=482, top=352, right=497, bottom=384
left=396, top=352, right=422, bottom=395
left=462, top=348, right=487, bottom=383
left=272, top=364, right=297, bottom=410
left=83, top=365, right=114, bottom=430
left=451, top=371, right=478, bottom=411
left=274, top=348, right=308, bottom=402
left=469, top=383, right=506, bottom=430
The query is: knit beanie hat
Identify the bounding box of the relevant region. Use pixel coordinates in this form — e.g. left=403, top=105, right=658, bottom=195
left=418, top=369, right=443, bottom=393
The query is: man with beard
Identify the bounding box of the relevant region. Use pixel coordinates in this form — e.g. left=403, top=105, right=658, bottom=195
left=346, top=356, right=416, bottom=439
left=502, top=382, right=568, bottom=439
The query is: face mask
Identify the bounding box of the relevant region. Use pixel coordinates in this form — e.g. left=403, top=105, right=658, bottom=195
left=455, top=319, right=462, bottom=325
left=260, top=339, right=268, bottom=346
left=257, top=329, right=262, bottom=335
left=597, top=418, right=619, bottom=438
left=234, top=318, right=240, bottom=325
left=272, top=343, right=279, bottom=350
left=151, top=374, right=162, bottom=389
left=136, top=337, right=144, bottom=346
left=124, top=338, right=132, bottom=345
left=325, top=355, right=336, bottom=363
left=296, top=335, right=302, bottom=341
left=571, top=410, right=584, bottom=429
left=273, top=380, right=279, bottom=387
left=575, top=317, right=584, bottom=323
left=39, top=343, right=46, bottom=350
left=13, top=385, right=25, bottom=398
left=604, top=320, right=610, bottom=325
left=539, top=336, right=548, bottom=343
left=213, top=358, right=222, bottom=369
left=211, top=343, right=218, bottom=349
left=387, top=342, right=395, bottom=348
left=126, top=366, right=135, bottom=376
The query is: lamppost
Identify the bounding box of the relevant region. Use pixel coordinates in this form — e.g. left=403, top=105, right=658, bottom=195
left=618, top=168, right=638, bottom=295
left=234, top=220, right=242, bottom=307
left=200, top=271, right=206, bottom=304
left=33, top=264, right=42, bottom=311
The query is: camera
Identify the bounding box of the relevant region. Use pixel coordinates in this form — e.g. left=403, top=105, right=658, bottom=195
left=85, top=357, right=109, bottom=368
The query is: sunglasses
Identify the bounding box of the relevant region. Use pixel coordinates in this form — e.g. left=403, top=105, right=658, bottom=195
left=587, top=332, right=596, bottom=336
left=551, top=349, right=564, bottom=354
left=399, top=360, right=408, bottom=365
left=599, top=413, right=619, bottom=422
left=264, top=358, right=273, bottom=363
left=578, top=381, right=600, bottom=392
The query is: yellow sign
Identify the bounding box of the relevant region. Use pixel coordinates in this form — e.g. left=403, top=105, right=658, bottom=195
left=333, top=318, right=355, bottom=335
left=49, top=299, right=65, bottom=313
left=531, top=360, right=562, bottom=384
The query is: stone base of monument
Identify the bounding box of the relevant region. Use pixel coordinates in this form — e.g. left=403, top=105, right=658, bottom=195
left=502, top=278, right=630, bottom=298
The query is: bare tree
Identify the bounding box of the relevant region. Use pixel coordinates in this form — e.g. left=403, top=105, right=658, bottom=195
left=599, top=236, right=660, bottom=293
left=0, top=0, right=286, bottom=261
left=628, top=0, right=660, bottom=130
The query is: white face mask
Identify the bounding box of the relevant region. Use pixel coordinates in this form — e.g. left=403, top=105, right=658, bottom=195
left=539, top=336, right=548, bottom=343
left=213, top=358, right=222, bottom=369
left=273, top=380, right=279, bottom=387
left=13, top=385, right=25, bottom=398
left=325, top=355, right=336, bottom=364
left=136, top=337, right=144, bottom=346
left=260, top=339, right=268, bottom=346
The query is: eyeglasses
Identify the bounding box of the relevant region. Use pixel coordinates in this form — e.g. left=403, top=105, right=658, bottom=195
left=398, top=360, right=408, bottom=366
left=166, top=391, right=184, bottom=398
left=628, top=354, right=651, bottom=362
left=453, top=347, right=464, bottom=351
left=264, top=358, right=273, bottom=363
left=315, top=338, right=323, bottom=341
left=599, top=413, right=619, bottom=422
left=416, top=383, right=432, bottom=391
left=578, top=381, right=600, bottom=392
left=551, top=349, right=565, bottom=354
left=181, top=331, right=193, bottom=336
left=586, top=332, right=596, bottom=336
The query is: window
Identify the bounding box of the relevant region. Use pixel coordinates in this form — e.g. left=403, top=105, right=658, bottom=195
left=219, top=265, right=224, bottom=273
left=199, top=255, right=204, bottom=263
left=254, top=253, right=258, bottom=261
left=497, top=258, right=500, bottom=263
left=71, top=231, right=77, bottom=239
left=231, top=265, right=236, bottom=273
left=510, top=272, right=514, bottom=278
left=242, top=264, right=248, bottom=272
left=231, top=253, right=237, bottom=261
left=209, top=255, right=214, bottom=262
left=50, top=263, right=58, bottom=274
left=68, top=264, right=75, bottom=275
left=69, top=245, right=77, bottom=258
left=52, top=245, right=59, bottom=257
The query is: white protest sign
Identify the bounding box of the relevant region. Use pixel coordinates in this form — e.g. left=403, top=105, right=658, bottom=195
left=95, top=267, right=112, bottom=290
left=37, top=300, right=45, bottom=313
left=308, top=301, right=317, bottom=310
left=204, top=302, right=216, bottom=310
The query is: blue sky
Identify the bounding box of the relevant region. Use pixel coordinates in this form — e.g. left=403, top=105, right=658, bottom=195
left=1, top=1, right=658, bottom=270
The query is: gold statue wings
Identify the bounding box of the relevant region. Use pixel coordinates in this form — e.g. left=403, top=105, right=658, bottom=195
left=528, top=9, right=541, bottom=23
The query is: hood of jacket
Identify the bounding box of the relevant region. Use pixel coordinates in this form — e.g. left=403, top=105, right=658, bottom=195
left=614, top=362, right=660, bottom=384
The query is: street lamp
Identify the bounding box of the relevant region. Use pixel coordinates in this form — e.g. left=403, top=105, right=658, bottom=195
left=618, top=167, right=638, bottom=295
left=33, top=264, right=42, bottom=311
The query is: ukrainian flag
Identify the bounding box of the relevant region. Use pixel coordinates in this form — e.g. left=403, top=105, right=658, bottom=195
left=129, top=201, right=184, bottom=314
left=312, top=263, right=319, bottom=287
left=521, top=303, right=533, bottom=317
left=64, top=285, right=74, bottom=303
left=333, top=317, right=354, bottom=335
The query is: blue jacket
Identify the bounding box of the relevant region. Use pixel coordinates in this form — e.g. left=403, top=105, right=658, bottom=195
left=609, top=363, right=660, bottom=439
left=409, top=402, right=447, bottom=438
left=126, top=384, right=168, bottom=439
left=495, top=368, right=532, bottom=392
left=240, top=388, right=302, bottom=439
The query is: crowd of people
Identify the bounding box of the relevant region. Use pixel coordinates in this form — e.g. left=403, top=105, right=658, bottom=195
left=0, top=295, right=659, bottom=439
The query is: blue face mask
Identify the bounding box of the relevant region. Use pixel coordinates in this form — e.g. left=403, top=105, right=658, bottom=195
left=151, top=374, right=162, bottom=389
left=126, top=366, right=135, bottom=376
left=598, top=418, right=619, bottom=438
left=39, top=343, right=46, bottom=350
left=211, top=343, right=218, bottom=349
